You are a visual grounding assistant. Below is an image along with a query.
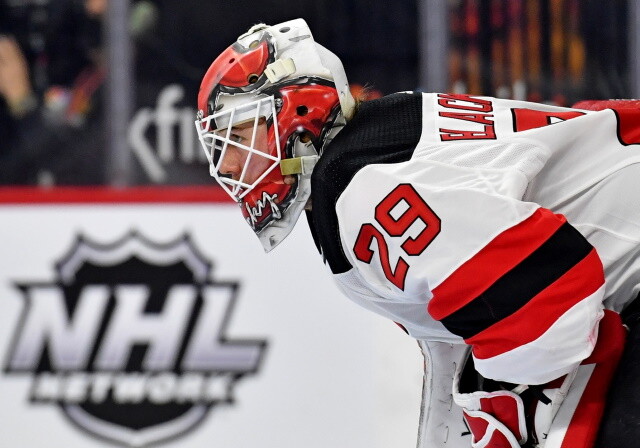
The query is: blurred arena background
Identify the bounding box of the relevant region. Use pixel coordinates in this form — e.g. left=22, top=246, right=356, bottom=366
left=1, top=0, right=634, bottom=187
left=0, top=1, right=636, bottom=447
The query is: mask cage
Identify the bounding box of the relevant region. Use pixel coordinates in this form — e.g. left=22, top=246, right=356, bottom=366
left=196, top=97, right=282, bottom=201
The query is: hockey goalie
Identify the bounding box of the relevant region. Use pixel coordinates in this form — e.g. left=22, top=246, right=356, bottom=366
left=193, top=18, right=640, bottom=448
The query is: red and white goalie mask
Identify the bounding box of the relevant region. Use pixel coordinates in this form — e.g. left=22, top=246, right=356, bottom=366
left=195, top=18, right=355, bottom=251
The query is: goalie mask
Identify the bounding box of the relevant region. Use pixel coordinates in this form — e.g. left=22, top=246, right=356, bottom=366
left=196, top=18, right=355, bottom=252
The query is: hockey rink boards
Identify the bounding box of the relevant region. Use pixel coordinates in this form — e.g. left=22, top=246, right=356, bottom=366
left=0, top=187, right=422, bottom=448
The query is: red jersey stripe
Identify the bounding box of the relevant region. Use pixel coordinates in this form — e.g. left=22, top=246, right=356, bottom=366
left=466, top=249, right=604, bottom=359
left=429, top=208, right=566, bottom=320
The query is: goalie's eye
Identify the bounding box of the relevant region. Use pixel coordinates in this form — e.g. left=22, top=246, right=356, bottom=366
left=229, top=133, right=245, bottom=144
left=213, top=128, right=245, bottom=144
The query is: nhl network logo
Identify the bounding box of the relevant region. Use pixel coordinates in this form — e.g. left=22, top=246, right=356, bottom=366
left=4, top=232, right=267, bottom=447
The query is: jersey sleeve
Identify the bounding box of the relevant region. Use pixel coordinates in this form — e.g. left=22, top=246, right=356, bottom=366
left=335, top=161, right=605, bottom=385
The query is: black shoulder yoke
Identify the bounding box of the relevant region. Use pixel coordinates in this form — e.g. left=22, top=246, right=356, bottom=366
left=309, top=92, right=424, bottom=274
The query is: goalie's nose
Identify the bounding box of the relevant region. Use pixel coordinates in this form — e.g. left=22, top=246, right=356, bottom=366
left=218, top=145, right=245, bottom=181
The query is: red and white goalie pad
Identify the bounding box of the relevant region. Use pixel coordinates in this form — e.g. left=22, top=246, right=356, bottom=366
left=449, top=310, right=625, bottom=448
left=453, top=358, right=579, bottom=448
left=416, top=341, right=470, bottom=448
left=454, top=386, right=528, bottom=447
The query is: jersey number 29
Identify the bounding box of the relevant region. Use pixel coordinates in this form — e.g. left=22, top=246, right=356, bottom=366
left=353, top=184, right=441, bottom=290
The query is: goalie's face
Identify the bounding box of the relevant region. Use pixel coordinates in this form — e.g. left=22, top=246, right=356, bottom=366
left=195, top=18, right=353, bottom=250
left=197, top=97, right=284, bottom=202
left=216, top=118, right=270, bottom=185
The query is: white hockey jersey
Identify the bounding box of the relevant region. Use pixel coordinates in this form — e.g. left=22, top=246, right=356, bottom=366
left=309, top=92, right=640, bottom=385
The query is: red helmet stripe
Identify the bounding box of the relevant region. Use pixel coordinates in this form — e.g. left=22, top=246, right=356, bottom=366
left=276, top=84, right=340, bottom=146
left=198, top=40, right=270, bottom=113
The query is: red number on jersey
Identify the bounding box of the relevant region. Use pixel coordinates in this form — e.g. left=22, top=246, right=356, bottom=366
left=611, top=108, right=640, bottom=145
left=511, top=108, right=585, bottom=132
left=353, top=184, right=441, bottom=290
left=375, top=184, right=441, bottom=255
left=353, top=224, right=410, bottom=290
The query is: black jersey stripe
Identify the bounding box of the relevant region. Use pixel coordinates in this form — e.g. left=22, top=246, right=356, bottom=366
left=309, top=92, right=424, bottom=274
left=439, top=222, right=594, bottom=339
